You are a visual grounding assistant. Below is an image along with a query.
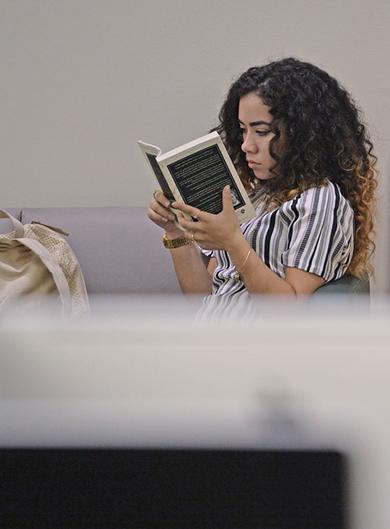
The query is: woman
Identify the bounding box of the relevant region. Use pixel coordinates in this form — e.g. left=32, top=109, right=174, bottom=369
left=148, top=58, right=377, bottom=313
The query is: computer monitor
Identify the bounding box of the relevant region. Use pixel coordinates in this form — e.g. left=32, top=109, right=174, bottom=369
left=0, top=447, right=346, bottom=529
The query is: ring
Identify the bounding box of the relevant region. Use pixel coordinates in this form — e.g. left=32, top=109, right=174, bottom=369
left=191, top=232, right=196, bottom=242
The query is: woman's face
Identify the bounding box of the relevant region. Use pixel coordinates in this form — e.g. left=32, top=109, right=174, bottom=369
left=238, top=92, right=277, bottom=180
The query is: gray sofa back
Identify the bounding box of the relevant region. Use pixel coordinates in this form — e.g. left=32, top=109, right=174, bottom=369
left=2, top=207, right=180, bottom=295
left=1, top=207, right=369, bottom=296
left=0, top=209, right=21, bottom=234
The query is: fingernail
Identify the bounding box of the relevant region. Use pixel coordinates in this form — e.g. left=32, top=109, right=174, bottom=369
left=171, top=202, right=178, bottom=207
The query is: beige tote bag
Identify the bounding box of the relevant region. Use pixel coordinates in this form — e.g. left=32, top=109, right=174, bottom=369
left=0, top=209, right=89, bottom=316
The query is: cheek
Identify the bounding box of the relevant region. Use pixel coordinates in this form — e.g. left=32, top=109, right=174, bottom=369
left=270, top=133, right=285, bottom=158
left=262, top=139, right=273, bottom=161
left=265, top=135, right=283, bottom=162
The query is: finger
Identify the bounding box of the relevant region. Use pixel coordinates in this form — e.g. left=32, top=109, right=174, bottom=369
left=179, top=229, right=192, bottom=240
left=147, top=207, right=174, bottom=224
left=178, top=218, right=203, bottom=232
left=222, top=185, right=234, bottom=212
left=175, top=210, right=185, bottom=220
left=153, top=190, right=171, bottom=209
left=182, top=230, right=201, bottom=244
left=149, top=199, right=176, bottom=220
left=171, top=201, right=206, bottom=219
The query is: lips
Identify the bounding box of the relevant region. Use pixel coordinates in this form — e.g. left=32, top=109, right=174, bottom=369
left=247, top=160, right=261, bottom=167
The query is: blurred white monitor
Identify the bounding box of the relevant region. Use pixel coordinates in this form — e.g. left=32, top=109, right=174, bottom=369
left=1, top=295, right=390, bottom=529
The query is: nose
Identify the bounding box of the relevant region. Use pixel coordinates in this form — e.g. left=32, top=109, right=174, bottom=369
left=241, top=131, right=258, bottom=154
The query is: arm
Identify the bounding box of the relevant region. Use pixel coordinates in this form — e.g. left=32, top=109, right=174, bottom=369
left=174, top=186, right=325, bottom=296
left=165, top=233, right=214, bottom=294
left=224, top=233, right=325, bottom=296
left=147, top=191, right=213, bottom=294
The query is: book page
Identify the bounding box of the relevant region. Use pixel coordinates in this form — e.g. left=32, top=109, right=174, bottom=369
left=166, top=145, right=245, bottom=214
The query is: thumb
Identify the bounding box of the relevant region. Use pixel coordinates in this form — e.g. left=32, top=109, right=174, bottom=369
left=222, top=185, right=234, bottom=212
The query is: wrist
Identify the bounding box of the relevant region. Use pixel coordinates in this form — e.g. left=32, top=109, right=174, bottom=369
left=164, top=229, right=184, bottom=239
left=224, top=230, right=246, bottom=254
left=163, top=231, right=192, bottom=249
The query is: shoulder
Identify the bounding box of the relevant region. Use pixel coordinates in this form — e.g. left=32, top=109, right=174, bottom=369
left=280, top=181, right=355, bottom=282
left=280, top=181, right=353, bottom=220
left=288, top=181, right=348, bottom=207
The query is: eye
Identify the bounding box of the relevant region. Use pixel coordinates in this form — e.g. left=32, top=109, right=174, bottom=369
left=256, top=130, right=271, bottom=136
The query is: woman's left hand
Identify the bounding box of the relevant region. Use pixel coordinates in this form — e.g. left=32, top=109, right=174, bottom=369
left=172, top=185, right=244, bottom=251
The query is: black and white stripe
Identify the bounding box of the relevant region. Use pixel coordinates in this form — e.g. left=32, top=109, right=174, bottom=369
left=199, top=181, right=354, bottom=317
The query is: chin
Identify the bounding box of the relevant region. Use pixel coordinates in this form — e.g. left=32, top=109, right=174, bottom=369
left=253, top=170, right=273, bottom=181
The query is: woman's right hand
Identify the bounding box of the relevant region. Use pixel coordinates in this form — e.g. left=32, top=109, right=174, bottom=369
left=147, top=190, right=181, bottom=235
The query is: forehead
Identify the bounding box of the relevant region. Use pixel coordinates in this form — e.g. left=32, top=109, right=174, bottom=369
left=238, top=92, right=272, bottom=123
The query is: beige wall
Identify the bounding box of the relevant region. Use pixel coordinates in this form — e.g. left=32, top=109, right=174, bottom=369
left=1, top=0, right=389, bottom=290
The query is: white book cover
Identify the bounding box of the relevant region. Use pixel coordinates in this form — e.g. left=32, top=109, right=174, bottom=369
left=137, top=132, right=255, bottom=224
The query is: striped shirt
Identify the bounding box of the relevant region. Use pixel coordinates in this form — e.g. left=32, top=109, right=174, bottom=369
left=199, top=181, right=354, bottom=317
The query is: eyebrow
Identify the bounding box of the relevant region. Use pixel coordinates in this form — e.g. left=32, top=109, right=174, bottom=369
left=238, top=119, right=272, bottom=127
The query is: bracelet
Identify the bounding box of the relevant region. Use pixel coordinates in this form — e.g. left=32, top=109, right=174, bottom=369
left=232, top=249, right=252, bottom=281
left=162, top=232, right=192, bottom=249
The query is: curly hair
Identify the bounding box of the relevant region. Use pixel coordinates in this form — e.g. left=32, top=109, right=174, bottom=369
left=215, top=57, right=377, bottom=278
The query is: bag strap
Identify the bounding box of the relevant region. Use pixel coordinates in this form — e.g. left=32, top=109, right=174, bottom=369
left=16, top=237, right=73, bottom=316
left=0, top=209, right=73, bottom=316
left=0, top=209, right=25, bottom=238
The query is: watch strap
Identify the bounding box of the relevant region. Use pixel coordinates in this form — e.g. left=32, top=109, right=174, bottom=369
left=162, top=232, right=192, bottom=249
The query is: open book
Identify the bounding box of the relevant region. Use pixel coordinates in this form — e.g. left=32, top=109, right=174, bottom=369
left=137, top=131, right=256, bottom=224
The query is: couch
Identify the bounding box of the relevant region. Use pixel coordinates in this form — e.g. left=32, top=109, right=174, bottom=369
left=0, top=207, right=369, bottom=296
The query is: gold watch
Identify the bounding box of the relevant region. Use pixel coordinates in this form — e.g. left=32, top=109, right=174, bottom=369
left=162, top=232, right=192, bottom=249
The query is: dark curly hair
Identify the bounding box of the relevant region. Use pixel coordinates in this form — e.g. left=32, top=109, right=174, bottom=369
left=215, top=57, right=377, bottom=278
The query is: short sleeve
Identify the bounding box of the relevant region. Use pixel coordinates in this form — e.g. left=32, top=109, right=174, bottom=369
left=200, top=247, right=214, bottom=259
left=280, top=183, right=354, bottom=282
